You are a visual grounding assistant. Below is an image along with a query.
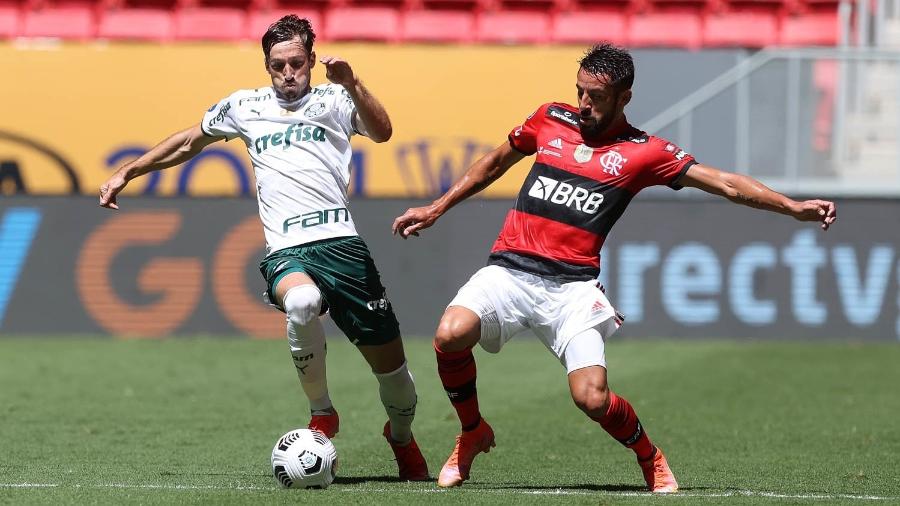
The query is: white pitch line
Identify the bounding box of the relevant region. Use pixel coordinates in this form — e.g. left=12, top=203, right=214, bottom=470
left=0, top=483, right=896, bottom=501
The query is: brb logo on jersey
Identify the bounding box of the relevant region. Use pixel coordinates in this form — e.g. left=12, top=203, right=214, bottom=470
left=528, top=176, right=604, bottom=214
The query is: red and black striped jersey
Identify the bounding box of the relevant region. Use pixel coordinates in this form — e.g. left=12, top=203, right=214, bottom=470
left=488, top=102, right=698, bottom=281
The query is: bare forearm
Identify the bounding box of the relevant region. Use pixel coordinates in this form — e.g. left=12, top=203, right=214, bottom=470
left=432, top=151, right=508, bottom=215
left=719, top=173, right=797, bottom=215
left=119, top=126, right=212, bottom=181
left=345, top=79, right=392, bottom=143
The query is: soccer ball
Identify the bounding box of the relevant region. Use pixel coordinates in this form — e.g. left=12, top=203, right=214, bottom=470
left=271, top=429, right=338, bottom=489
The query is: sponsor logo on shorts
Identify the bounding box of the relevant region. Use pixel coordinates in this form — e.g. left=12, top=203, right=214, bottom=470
left=527, top=176, right=604, bottom=214
left=366, top=297, right=389, bottom=311
left=548, top=138, right=563, bottom=149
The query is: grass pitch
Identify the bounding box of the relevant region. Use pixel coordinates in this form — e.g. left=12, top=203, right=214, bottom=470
left=0, top=337, right=898, bottom=505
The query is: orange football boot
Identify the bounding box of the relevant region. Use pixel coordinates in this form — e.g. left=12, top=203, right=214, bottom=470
left=308, top=408, right=339, bottom=439
left=437, top=419, right=496, bottom=487
left=383, top=422, right=430, bottom=481
left=639, top=447, right=678, bottom=494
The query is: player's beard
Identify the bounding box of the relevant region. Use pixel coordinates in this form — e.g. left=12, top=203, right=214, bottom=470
left=579, top=114, right=614, bottom=139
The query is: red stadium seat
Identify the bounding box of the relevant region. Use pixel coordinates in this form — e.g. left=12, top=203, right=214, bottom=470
left=174, top=7, right=245, bottom=40
left=0, top=6, right=19, bottom=38
left=495, top=0, right=566, bottom=11
left=324, top=6, right=400, bottom=41
left=779, top=11, right=838, bottom=45
left=401, top=9, right=475, bottom=42
left=628, top=10, right=702, bottom=48
left=703, top=10, right=778, bottom=47
left=97, top=8, right=174, bottom=41
left=476, top=10, right=550, bottom=43
left=551, top=9, right=627, bottom=45
left=418, top=0, right=482, bottom=10
left=247, top=9, right=322, bottom=39
left=21, top=6, right=95, bottom=39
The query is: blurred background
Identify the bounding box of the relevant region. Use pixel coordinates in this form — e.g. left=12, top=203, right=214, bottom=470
left=1, top=0, right=898, bottom=340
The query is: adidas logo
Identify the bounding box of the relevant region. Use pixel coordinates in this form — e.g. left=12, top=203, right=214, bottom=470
left=591, top=300, right=605, bottom=312
left=527, top=176, right=605, bottom=214
left=548, top=138, right=563, bottom=149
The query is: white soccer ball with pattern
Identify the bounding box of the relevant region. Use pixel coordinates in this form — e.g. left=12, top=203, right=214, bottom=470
left=271, top=429, right=338, bottom=489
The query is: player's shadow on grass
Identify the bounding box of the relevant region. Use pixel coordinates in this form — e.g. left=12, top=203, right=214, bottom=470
left=493, top=483, right=713, bottom=492
left=334, top=475, right=428, bottom=485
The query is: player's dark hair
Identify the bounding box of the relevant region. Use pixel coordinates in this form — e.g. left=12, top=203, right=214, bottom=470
left=262, top=15, right=316, bottom=63
left=578, top=43, right=634, bottom=92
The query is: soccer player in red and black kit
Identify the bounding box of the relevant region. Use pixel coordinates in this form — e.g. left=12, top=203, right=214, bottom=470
left=392, top=44, right=837, bottom=492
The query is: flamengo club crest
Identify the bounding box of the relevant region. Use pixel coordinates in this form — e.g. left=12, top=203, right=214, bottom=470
left=599, top=150, right=627, bottom=176
left=574, top=144, right=593, bottom=163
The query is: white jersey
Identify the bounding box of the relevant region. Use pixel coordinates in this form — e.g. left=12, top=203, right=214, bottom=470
left=202, top=84, right=362, bottom=254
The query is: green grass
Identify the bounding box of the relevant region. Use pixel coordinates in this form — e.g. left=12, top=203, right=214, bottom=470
left=1, top=337, right=898, bottom=505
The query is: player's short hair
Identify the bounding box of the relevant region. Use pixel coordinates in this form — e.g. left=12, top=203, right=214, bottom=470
left=578, top=43, right=634, bottom=93
left=262, top=15, right=316, bottom=63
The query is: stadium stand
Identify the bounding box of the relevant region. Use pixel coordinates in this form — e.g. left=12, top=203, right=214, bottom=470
left=323, top=6, right=400, bottom=41
left=0, top=5, right=19, bottom=38
left=400, top=8, right=475, bottom=42
left=98, top=8, right=174, bottom=40
left=0, top=0, right=842, bottom=48
left=550, top=9, right=627, bottom=44
left=173, top=7, right=244, bottom=40
left=477, top=9, right=551, bottom=43
left=703, top=10, right=779, bottom=47
left=21, top=5, right=95, bottom=39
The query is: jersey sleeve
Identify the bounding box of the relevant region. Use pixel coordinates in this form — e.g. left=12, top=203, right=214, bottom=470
left=639, top=137, right=698, bottom=190
left=507, top=103, right=549, bottom=155
left=201, top=94, right=240, bottom=140
left=333, top=85, right=361, bottom=137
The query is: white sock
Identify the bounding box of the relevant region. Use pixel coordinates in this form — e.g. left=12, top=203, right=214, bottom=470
left=288, top=319, right=332, bottom=412
left=375, top=361, right=417, bottom=445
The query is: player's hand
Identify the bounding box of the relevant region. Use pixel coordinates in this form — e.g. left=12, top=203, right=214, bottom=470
left=99, top=172, right=128, bottom=210
left=791, top=199, right=836, bottom=230
left=320, top=56, right=357, bottom=88
left=392, top=206, right=440, bottom=239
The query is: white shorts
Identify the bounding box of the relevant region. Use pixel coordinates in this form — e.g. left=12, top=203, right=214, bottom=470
left=448, top=265, right=622, bottom=373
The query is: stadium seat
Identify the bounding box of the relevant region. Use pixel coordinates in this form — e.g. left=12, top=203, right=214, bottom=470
left=628, top=10, right=702, bottom=48
left=779, top=11, right=838, bottom=45
left=174, top=7, right=245, bottom=40
left=0, top=6, right=19, bottom=38
left=476, top=10, right=550, bottom=43
left=703, top=10, right=778, bottom=47
left=401, top=9, right=475, bottom=42
left=324, top=6, right=400, bottom=41
left=495, top=0, right=567, bottom=11
left=418, top=0, right=482, bottom=10
left=21, top=6, right=95, bottom=39
left=247, top=9, right=322, bottom=39
left=97, top=8, right=174, bottom=41
left=550, top=9, right=627, bottom=44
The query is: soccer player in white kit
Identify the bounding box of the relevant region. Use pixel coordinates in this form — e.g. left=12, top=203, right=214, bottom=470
left=99, top=15, right=428, bottom=481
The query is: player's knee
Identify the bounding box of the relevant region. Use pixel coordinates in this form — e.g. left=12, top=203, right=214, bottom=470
left=572, top=384, right=610, bottom=417
left=433, top=315, right=478, bottom=352
left=283, top=284, right=322, bottom=327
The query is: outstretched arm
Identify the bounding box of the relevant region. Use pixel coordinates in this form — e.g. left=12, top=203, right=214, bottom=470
left=392, top=142, right=525, bottom=238
left=320, top=56, right=392, bottom=143
left=679, top=163, right=837, bottom=230
left=99, top=124, right=222, bottom=209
